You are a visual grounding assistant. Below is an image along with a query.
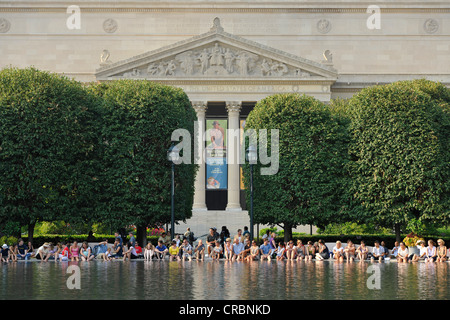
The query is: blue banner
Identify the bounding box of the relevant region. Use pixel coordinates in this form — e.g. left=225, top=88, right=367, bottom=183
left=206, top=157, right=227, bottom=189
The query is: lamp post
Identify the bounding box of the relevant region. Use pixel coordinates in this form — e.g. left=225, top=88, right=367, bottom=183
left=167, top=144, right=180, bottom=241
left=246, top=145, right=257, bottom=241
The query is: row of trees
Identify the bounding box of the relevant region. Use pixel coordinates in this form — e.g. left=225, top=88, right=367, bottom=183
left=0, top=67, right=197, bottom=245
left=242, top=80, right=449, bottom=242
left=0, top=67, right=448, bottom=244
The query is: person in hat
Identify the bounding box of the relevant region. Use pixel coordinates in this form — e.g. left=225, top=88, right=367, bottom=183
left=35, top=242, right=50, bottom=260
left=1, top=244, right=10, bottom=263
left=412, top=240, right=427, bottom=262
left=436, top=239, right=448, bottom=262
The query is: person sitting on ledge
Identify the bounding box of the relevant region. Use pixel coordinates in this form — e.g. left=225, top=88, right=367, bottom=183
left=371, top=240, right=385, bottom=262
left=95, top=239, right=109, bottom=261
left=356, top=241, right=368, bottom=262
left=305, top=241, right=315, bottom=261
left=390, top=241, right=400, bottom=259
left=276, top=242, right=287, bottom=261
left=169, top=240, right=180, bottom=261
left=211, top=240, right=223, bottom=261
left=180, top=239, right=193, bottom=262
left=232, top=238, right=244, bottom=261
left=223, top=238, right=233, bottom=261
left=239, top=238, right=251, bottom=261
left=259, top=238, right=272, bottom=261
left=134, top=242, right=143, bottom=258
left=155, top=240, right=169, bottom=260
left=123, top=242, right=139, bottom=261
left=144, top=242, right=155, bottom=261
left=425, top=240, right=437, bottom=263
left=35, top=242, right=50, bottom=261
left=344, top=240, right=356, bottom=262
left=1, top=244, right=11, bottom=263
left=206, top=228, right=219, bottom=256
left=436, top=239, right=447, bottom=262
left=246, top=240, right=260, bottom=262
left=194, top=239, right=205, bottom=261
left=381, top=241, right=390, bottom=259
left=285, top=240, right=296, bottom=261
left=295, top=240, right=306, bottom=261
left=397, top=242, right=409, bottom=263
left=80, top=241, right=95, bottom=261
left=411, top=240, right=427, bottom=262
left=16, top=239, right=31, bottom=261
left=333, top=241, right=345, bottom=262
left=315, top=240, right=330, bottom=261
left=111, top=239, right=123, bottom=259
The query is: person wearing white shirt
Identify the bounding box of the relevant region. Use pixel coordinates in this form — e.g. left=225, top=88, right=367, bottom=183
left=371, top=241, right=385, bottom=262
left=390, top=241, right=399, bottom=258
left=332, top=241, right=345, bottom=262
left=412, top=240, right=427, bottom=262
left=232, top=238, right=244, bottom=261
left=397, top=242, right=409, bottom=263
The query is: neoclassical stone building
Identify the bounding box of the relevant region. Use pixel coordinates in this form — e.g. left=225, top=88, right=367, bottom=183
left=1, top=0, right=449, bottom=235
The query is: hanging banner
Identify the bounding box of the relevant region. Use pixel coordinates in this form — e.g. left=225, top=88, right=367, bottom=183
left=206, top=119, right=227, bottom=189
left=240, top=119, right=246, bottom=190
left=206, top=157, right=227, bottom=189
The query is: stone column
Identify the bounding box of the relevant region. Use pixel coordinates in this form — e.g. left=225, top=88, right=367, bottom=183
left=226, top=101, right=242, bottom=211
left=192, top=101, right=208, bottom=211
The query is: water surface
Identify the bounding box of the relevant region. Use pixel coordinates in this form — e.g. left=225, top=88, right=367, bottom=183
left=1, top=260, right=448, bottom=300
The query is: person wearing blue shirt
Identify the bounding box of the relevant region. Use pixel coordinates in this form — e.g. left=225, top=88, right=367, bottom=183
left=96, top=239, right=109, bottom=261
left=155, top=241, right=169, bottom=260
left=259, top=238, right=272, bottom=261
left=232, top=238, right=245, bottom=261
left=114, top=232, right=123, bottom=245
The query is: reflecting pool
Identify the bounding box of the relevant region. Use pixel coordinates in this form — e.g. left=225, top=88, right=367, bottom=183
left=1, top=260, right=449, bottom=300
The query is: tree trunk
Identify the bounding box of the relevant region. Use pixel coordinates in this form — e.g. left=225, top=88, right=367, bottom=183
left=27, top=221, right=36, bottom=245
left=136, top=225, right=147, bottom=247
left=283, top=222, right=293, bottom=243
left=394, top=223, right=402, bottom=243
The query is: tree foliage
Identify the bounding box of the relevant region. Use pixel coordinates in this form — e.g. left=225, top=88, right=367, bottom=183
left=90, top=80, right=197, bottom=233
left=345, top=80, right=450, bottom=236
left=242, top=93, right=351, bottom=241
left=0, top=67, right=103, bottom=239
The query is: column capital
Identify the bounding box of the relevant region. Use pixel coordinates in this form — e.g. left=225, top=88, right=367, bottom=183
left=191, top=101, right=208, bottom=115
left=226, top=101, right=242, bottom=114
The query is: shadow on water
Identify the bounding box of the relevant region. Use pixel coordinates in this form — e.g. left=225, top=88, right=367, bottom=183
left=1, top=260, right=449, bottom=300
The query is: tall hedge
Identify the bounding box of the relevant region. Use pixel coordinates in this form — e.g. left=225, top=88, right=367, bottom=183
left=90, top=80, right=197, bottom=245
left=345, top=80, right=450, bottom=240
left=0, top=67, right=103, bottom=242
left=243, top=93, right=351, bottom=242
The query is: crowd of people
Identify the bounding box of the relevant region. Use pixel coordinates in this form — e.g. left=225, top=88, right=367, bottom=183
left=1, top=226, right=449, bottom=264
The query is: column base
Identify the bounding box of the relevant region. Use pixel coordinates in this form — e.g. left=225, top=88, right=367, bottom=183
left=192, top=204, right=208, bottom=211
left=226, top=204, right=242, bottom=211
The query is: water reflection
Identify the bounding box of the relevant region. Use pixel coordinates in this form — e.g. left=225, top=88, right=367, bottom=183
left=1, top=261, right=449, bottom=300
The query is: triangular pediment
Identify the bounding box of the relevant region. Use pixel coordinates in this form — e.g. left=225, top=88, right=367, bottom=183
left=95, top=18, right=338, bottom=82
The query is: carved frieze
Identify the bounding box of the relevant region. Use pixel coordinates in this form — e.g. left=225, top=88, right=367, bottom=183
left=120, top=42, right=316, bottom=78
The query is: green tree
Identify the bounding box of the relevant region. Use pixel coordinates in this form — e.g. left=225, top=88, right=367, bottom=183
left=0, top=67, right=103, bottom=242
left=91, top=80, right=197, bottom=245
left=346, top=80, right=450, bottom=241
left=243, top=93, right=351, bottom=242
